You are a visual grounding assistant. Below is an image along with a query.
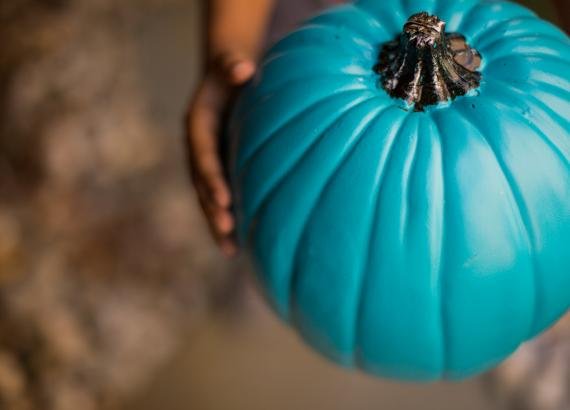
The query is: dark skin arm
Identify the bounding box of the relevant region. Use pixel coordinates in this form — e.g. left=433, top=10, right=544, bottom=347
left=186, top=0, right=275, bottom=256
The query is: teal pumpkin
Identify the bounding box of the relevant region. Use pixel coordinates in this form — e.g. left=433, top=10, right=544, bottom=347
left=229, top=0, right=570, bottom=380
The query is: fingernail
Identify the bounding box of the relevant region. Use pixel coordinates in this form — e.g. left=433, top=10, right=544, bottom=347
left=229, top=61, right=254, bottom=84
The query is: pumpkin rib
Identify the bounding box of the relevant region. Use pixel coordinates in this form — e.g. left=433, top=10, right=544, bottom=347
left=466, top=86, right=570, bottom=334
left=508, top=78, right=570, bottom=106
left=353, top=113, right=414, bottom=370
left=479, top=86, right=570, bottom=335
left=426, top=115, right=447, bottom=377
left=469, top=15, right=535, bottom=45
left=251, top=52, right=372, bottom=106
left=487, top=78, right=570, bottom=145
left=402, top=118, right=422, bottom=249
left=237, top=75, right=373, bottom=123
left=262, top=44, right=375, bottom=68
left=354, top=0, right=407, bottom=36
left=521, top=85, right=570, bottom=127
left=261, top=49, right=371, bottom=76
left=430, top=107, right=538, bottom=377
left=473, top=17, right=566, bottom=49
left=362, top=113, right=445, bottom=378
left=432, top=0, right=479, bottom=33
left=478, top=35, right=570, bottom=58
left=400, top=114, right=446, bottom=377
left=266, top=24, right=375, bottom=58
left=249, top=98, right=392, bottom=319
left=238, top=92, right=377, bottom=234
left=291, top=106, right=405, bottom=366
left=288, top=104, right=401, bottom=326
left=236, top=84, right=371, bottom=172
left=247, top=74, right=374, bottom=109
left=308, top=5, right=390, bottom=42
left=380, top=114, right=442, bottom=375
left=524, top=81, right=570, bottom=106
left=260, top=42, right=370, bottom=68
left=484, top=79, right=570, bottom=166
left=458, top=1, right=535, bottom=40
left=239, top=93, right=381, bottom=236
left=428, top=113, right=449, bottom=378
left=484, top=56, right=570, bottom=91
left=454, top=104, right=539, bottom=340
left=481, top=37, right=570, bottom=63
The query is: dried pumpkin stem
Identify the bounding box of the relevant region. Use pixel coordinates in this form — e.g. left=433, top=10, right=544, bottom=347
left=375, top=12, right=482, bottom=111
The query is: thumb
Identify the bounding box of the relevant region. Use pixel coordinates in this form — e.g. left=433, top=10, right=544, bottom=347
left=218, top=53, right=256, bottom=85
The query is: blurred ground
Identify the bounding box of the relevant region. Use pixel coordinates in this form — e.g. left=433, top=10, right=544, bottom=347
left=0, top=1, right=232, bottom=408
left=0, top=0, right=567, bottom=410
left=128, top=282, right=494, bottom=410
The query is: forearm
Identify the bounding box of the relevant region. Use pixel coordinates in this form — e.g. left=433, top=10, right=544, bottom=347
left=205, top=0, right=276, bottom=65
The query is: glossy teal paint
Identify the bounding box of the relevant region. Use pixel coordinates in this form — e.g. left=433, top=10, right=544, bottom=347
left=228, top=0, right=570, bottom=380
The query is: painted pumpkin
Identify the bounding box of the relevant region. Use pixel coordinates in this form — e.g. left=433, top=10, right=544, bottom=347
left=229, top=0, right=570, bottom=380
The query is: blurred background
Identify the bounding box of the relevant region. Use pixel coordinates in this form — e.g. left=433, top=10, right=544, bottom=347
left=0, top=0, right=568, bottom=409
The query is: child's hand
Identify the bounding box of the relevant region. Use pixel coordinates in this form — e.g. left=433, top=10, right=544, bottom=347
left=186, top=53, right=256, bottom=256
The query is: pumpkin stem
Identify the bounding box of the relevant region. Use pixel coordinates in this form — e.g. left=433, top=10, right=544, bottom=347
left=375, top=12, right=481, bottom=111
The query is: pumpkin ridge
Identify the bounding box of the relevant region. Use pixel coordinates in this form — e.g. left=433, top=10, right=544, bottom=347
left=309, top=5, right=390, bottom=42
left=402, top=118, right=422, bottom=249
left=427, top=113, right=449, bottom=377
left=485, top=56, right=570, bottom=91
left=242, top=94, right=383, bottom=236
left=468, top=15, right=536, bottom=45
left=267, top=23, right=376, bottom=56
left=354, top=0, right=407, bottom=36
left=240, top=94, right=379, bottom=241
left=391, top=115, right=442, bottom=375
left=475, top=22, right=568, bottom=50
left=431, top=0, right=478, bottom=33
left=288, top=103, right=399, bottom=324
left=392, top=113, right=447, bottom=377
left=353, top=113, right=413, bottom=370
left=478, top=34, right=570, bottom=56
left=423, top=114, right=446, bottom=376
left=429, top=107, right=534, bottom=377
left=237, top=86, right=370, bottom=172
left=487, top=78, right=570, bottom=140
left=249, top=98, right=391, bottom=319
left=262, top=48, right=372, bottom=71
left=523, top=80, right=570, bottom=104
left=454, top=104, right=539, bottom=339
left=239, top=77, right=372, bottom=126
left=249, top=74, right=375, bottom=109
left=457, top=1, right=534, bottom=41
left=482, top=37, right=570, bottom=62
left=483, top=80, right=570, bottom=166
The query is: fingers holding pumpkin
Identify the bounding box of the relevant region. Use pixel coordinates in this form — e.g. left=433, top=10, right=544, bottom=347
left=192, top=172, right=237, bottom=256
left=186, top=76, right=237, bottom=256
left=186, top=49, right=257, bottom=256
